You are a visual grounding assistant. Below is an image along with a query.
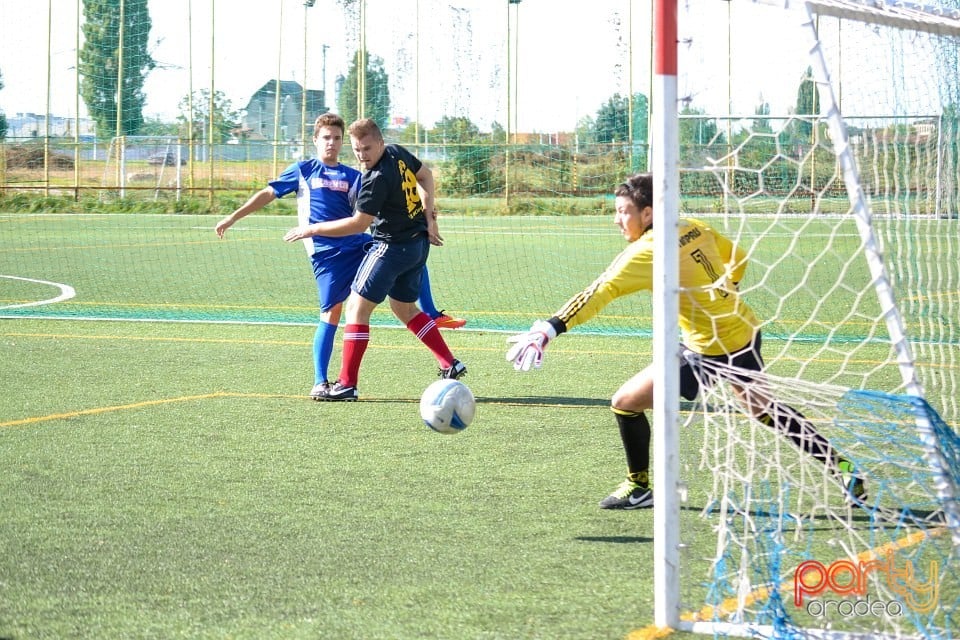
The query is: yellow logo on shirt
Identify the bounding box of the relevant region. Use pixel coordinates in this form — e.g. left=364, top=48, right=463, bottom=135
left=398, top=159, right=422, bottom=219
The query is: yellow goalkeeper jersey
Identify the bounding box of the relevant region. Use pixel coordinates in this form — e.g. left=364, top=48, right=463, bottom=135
left=554, top=217, right=759, bottom=356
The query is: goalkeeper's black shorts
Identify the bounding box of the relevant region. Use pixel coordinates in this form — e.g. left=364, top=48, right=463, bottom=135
left=678, top=332, right=763, bottom=401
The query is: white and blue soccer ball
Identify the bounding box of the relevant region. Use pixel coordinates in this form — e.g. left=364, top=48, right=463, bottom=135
left=419, top=379, right=476, bottom=434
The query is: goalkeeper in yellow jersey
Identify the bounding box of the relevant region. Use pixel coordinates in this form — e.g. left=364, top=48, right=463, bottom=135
left=506, top=172, right=864, bottom=510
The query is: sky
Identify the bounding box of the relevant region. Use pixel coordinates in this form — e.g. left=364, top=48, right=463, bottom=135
left=0, top=0, right=889, bottom=133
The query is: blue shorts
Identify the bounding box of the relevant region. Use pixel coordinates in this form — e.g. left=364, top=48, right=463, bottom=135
left=352, top=236, right=429, bottom=304
left=310, top=234, right=370, bottom=312
left=679, top=332, right=764, bottom=400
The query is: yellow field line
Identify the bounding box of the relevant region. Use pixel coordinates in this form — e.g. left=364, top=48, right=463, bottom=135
left=0, top=391, right=295, bottom=429
left=0, top=388, right=631, bottom=430
left=3, top=330, right=310, bottom=347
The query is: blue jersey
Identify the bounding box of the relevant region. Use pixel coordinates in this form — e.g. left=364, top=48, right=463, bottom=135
left=269, top=159, right=365, bottom=256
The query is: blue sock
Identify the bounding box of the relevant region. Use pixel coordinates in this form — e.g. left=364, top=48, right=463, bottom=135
left=418, top=266, right=440, bottom=318
left=314, top=321, right=338, bottom=385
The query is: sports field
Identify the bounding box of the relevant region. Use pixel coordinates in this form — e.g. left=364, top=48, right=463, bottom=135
left=1, top=212, right=956, bottom=638
left=1, top=319, right=677, bottom=639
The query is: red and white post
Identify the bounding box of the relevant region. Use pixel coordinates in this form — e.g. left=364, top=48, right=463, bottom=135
left=651, top=0, right=681, bottom=630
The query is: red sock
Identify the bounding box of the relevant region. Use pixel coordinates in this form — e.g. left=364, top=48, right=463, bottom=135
left=406, top=312, right=455, bottom=368
left=338, top=324, right=369, bottom=387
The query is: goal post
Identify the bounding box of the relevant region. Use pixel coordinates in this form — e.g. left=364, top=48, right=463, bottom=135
left=102, top=135, right=185, bottom=201
left=647, top=0, right=960, bottom=638
left=651, top=0, right=683, bottom=629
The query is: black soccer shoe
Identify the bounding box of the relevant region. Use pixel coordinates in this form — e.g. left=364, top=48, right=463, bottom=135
left=845, top=474, right=868, bottom=507
left=322, top=382, right=359, bottom=402
left=599, top=480, right=654, bottom=510
left=439, top=359, right=467, bottom=380
left=309, top=382, right=330, bottom=401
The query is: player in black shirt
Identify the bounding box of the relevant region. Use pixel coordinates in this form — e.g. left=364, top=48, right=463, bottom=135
left=283, top=118, right=465, bottom=401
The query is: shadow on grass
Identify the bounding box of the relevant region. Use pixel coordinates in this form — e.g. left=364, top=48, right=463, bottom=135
left=368, top=396, right=710, bottom=410
left=476, top=395, right=610, bottom=408
left=341, top=395, right=610, bottom=408
left=575, top=535, right=653, bottom=544
left=474, top=398, right=709, bottom=409
left=698, top=501, right=945, bottom=532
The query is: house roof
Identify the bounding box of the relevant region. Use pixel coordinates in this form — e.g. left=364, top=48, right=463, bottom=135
left=252, top=80, right=305, bottom=98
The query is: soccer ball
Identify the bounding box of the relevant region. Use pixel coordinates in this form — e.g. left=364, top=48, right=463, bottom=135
left=419, top=379, right=476, bottom=434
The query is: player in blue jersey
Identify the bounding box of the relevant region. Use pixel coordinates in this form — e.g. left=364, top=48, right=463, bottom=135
left=282, top=118, right=466, bottom=401
left=215, top=113, right=465, bottom=400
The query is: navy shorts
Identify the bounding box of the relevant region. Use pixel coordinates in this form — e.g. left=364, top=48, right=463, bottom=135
left=310, top=234, right=370, bottom=312
left=678, top=332, right=764, bottom=400
left=352, top=236, right=429, bottom=304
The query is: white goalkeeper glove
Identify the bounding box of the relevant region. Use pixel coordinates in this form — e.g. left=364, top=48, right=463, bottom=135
left=506, top=320, right=558, bottom=371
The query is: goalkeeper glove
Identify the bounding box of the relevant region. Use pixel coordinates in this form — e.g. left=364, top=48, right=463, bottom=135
left=506, top=320, right=558, bottom=371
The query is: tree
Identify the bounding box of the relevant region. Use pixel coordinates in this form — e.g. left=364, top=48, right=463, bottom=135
left=575, top=115, right=596, bottom=145
left=752, top=96, right=773, bottom=134
left=428, top=115, right=493, bottom=196
left=394, top=121, right=427, bottom=144
left=430, top=115, right=479, bottom=143
left=79, top=0, right=155, bottom=138
left=337, top=50, right=390, bottom=130
left=177, top=90, right=241, bottom=143
left=489, top=121, right=506, bottom=144
left=0, top=68, right=7, bottom=141
left=632, top=93, right=650, bottom=146
left=679, top=104, right=719, bottom=148
left=138, top=116, right=178, bottom=137
left=593, top=92, right=649, bottom=144
left=595, top=94, right=627, bottom=143
left=793, top=66, right=820, bottom=141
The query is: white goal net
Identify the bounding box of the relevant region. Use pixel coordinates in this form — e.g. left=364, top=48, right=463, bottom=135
left=652, top=0, right=960, bottom=638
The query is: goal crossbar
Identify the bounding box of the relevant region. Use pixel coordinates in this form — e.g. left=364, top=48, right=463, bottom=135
left=754, top=0, right=960, bottom=34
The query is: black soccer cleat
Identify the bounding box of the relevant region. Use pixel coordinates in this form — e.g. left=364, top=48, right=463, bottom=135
left=309, top=382, right=330, bottom=401
left=322, top=381, right=359, bottom=402
left=599, top=480, right=654, bottom=510
left=439, top=359, right=467, bottom=380
left=845, top=474, right=868, bottom=507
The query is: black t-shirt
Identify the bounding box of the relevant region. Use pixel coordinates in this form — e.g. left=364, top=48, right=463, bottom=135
left=355, top=144, right=427, bottom=242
